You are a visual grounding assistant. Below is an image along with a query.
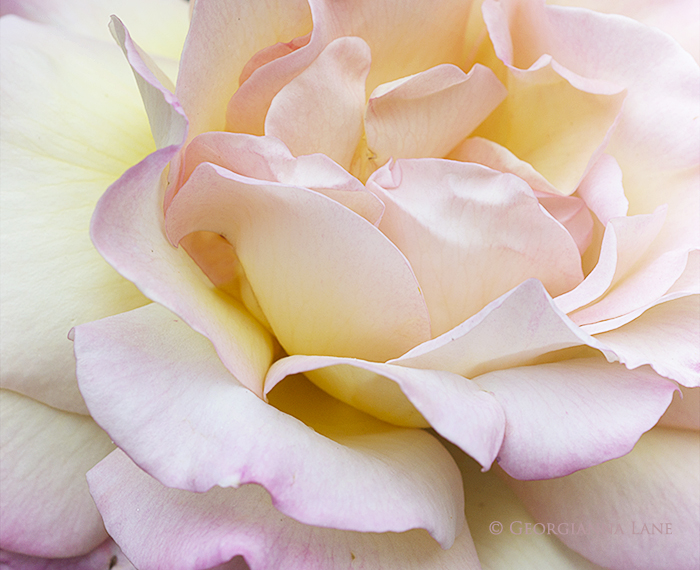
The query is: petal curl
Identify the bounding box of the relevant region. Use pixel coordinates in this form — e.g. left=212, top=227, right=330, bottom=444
left=165, top=162, right=431, bottom=363
left=88, top=449, right=481, bottom=570
left=0, top=17, right=152, bottom=412
left=74, top=304, right=464, bottom=547
left=0, top=390, right=114, bottom=557
left=367, top=159, right=583, bottom=336
left=0, top=539, right=136, bottom=570
left=475, top=358, right=677, bottom=479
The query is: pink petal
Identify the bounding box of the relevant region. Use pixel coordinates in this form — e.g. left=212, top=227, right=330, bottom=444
left=535, top=193, right=593, bottom=255
left=0, top=17, right=153, bottom=413
left=181, top=132, right=383, bottom=223
left=594, top=295, right=700, bottom=387
left=74, top=304, right=464, bottom=547
left=658, top=387, right=700, bottom=431
left=265, top=355, right=505, bottom=469
left=394, top=279, right=611, bottom=379
left=365, top=64, right=506, bottom=166
left=0, top=391, right=113, bottom=557
left=88, top=449, right=481, bottom=570
left=0, top=0, right=189, bottom=60
left=108, top=17, right=187, bottom=149
left=91, top=146, right=274, bottom=397
left=367, top=159, right=582, bottom=336
left=0, top=539, right=135, bottom=570
left=265, top=37, right=370, bottom=171
left=575, top=153, right=629, bottom=225
left=165, top=162, right=431, bottom=363
left=177, top=0, right=312, bottom=136
left=474, top=358, right=677, bottom=479
left=505, top=427, right=700, bottom=570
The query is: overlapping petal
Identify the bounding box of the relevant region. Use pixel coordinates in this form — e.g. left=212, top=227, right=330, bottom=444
left=74, top=303, right=465, bottom=547
left=367, top=159, right=583, bottom=336
left=165, top=162, right=431, bottom=363
left=88, top=449, right=481, bottom=570
left=0, top=390, right=114, bottom=557
left=0, top=17, right=153, bottom=413
left=0, top=539, right=136, bottom=570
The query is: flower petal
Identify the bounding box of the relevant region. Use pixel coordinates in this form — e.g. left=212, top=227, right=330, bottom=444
left=0, top=17, right=153, bottom=413
left=658, top=386, right=700, bottom=431
left=365, top=64, right=506, bottom=165
left=165, top=162, right=431, bottom=363
left=265, top=36, right=370, bottom=171
left=475, top=358, right=677, bottom=479
left=0, top=539, right=136, bottom=570
left=575, top=153, right=629, bottom=225
left=367, top=159, right=582, bottom=336
left=0, top=390, right=114, bottom=557
left=178, top=0, right=312, bottom=136
left=266, top=355, right=505, bottom=469
left=88, top=449, right=481, bottom=570
left=74, top=304, right=465, bottom=547
left=505, top=427, right=700, bottom=570
left=594, top=295, right=700, bottom=387
left=0, top=0, right=189, bottom=61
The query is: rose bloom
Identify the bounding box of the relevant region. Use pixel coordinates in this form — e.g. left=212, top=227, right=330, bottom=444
left=1, top=0, right=698, bottom=568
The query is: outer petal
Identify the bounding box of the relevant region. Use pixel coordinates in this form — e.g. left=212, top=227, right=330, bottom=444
left=0, top=0, right=189, bottom=61
left=0, top=17, right=152, bottom=413
left=367, top=159, right=582, bottom=336
left=265, top=37, right=370, bottom=171
left=594, top=295, right=700, bottom=387
left=0, top=539, right=136, bottom=570
left=266, top=355, right=506, bottom=469
left=475, top=358, right=677, bottom=479
left=177, top=0, right=312, bottom=136
left=74, top=304, right=464, bottom=547
left=505, top=428, right=700, bottom=570
left=364, top=64, right=506, bottom=166
left=0, top=390, right=114, bottom=557
left=165, top=162, right=431, bottom=363
left=88, top=449, right=481, bottom=570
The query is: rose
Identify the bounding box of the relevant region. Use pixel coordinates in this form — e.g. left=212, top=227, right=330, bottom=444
left=1, top=1, right=698, bottom=569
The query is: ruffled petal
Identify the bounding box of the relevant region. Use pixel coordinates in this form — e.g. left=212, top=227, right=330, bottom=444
left=0, top=0, right=189, bottom=61
left=165, top=162, right=431, bottom=363
left=88, top=449, right=481, bottom=570
left=505, top=427, right=700, bottom=570
left=265, top=37, right=370, bottom=171
left=367, top=159, right=582, bottom=336
left=474, top=358, right=677, bottom=479
left=0, top=17, right=153, bottom=413
left=178, top=0, right=312, bottom=136
left=74, top=304, right=464, bottom=547
left=0, top=390, right=114, bottom=557
left=365, top=64, right=506, bottom=165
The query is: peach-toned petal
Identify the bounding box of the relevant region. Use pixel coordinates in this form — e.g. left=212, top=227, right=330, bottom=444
left=74, top=304, right=465, bottom=548
left=657, top=386, right=700, bottom=431
left=367, top=159, right=582, bottom=336
left=475, top=358, right=677, bottom=479
left=0, top=17, right=152, bottom=413
left=178, top=0, right=312, bottom=136
left=594, top=295, right=700, bottom=387
left=182, top=132, right=383, bottom=223
left=165, top=162, right=431, bottom=363
left=265, top=37, right=370, bottom=171
left=365, top=64, right=506, bottom=166
left=88, top=449, right=481, bottom=570
left=0, top=390, right=114, bottom=557
left=505, top=427, right=700, bottom=570
left=0, top=0, right=189, bottom=61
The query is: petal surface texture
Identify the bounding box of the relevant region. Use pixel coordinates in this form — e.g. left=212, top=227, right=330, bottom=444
left=165, top=162, right=431, bottom=363
left=88, top=449, right=481, bottom=570
left=367, top=159, right=583, bottom=336
left=0, top=390, right=114, bottom=557
left=74, top=304, right=464, bottom=547
left=506, top=428, right=700, bottom=570
left=0, top=17, right=153, bottom=413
